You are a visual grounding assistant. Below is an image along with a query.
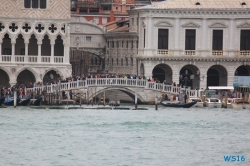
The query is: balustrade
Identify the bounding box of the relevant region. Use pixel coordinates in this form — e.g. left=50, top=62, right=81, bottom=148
left=15, top=55, right=25, bottom=62
left=2, top=55, right=11, bottom=62
left=26, top=78, right=198, bottom=98
left=158, top=49, right=169, bottom=55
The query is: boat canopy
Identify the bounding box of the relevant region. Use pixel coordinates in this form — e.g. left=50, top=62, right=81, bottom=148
left=208, top=86, right=234, bottom=90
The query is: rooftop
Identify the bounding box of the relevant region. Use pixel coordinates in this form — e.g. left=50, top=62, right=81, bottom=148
left=138, top=0, right=250, bottom=9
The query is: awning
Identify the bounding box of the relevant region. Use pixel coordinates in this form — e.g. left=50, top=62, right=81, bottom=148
left=208, top=86, right=234, bottom=90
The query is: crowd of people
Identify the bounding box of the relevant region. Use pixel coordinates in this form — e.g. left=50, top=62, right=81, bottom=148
left=1, top=73, right=181, bottom=100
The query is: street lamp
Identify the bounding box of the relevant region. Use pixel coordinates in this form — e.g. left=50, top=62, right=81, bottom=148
left=179, top=70, right=189, bottom=104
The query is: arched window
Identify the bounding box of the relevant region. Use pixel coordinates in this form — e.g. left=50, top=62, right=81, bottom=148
left=95, top=57, right=98, bottom=65
left=121, top=59, right=123, bottom=66
left=112, top=58, right=114, bottom=65
left=125, top=57, right=128, bottom=66
left=131, top=57, right=133, bottom=66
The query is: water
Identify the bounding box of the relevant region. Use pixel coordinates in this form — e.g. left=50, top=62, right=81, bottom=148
left=0, top=106, right=250, bottom=166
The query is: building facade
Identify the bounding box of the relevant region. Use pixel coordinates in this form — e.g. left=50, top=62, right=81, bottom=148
left=0, top=0, right=71, bottom=87
left=127, top=0, right=250, bottom=89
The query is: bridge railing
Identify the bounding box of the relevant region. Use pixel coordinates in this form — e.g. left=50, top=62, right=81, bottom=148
left=26, top=78, right=198, bottom=97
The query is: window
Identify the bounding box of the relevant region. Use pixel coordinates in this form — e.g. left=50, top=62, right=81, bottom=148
left=116, top=7, right=118, bottom=10
left=158, top=29, right=168, bottom=49
left=117, top=41, right=119, bottom=48
left=121, top=59, right=123, bottom=66
left=240, top=30, right=250, bottom=50
left=126, top=58, right=128, bottom=66
left=24, top=0, right=46, bottom=9
left=112, top=41, right=114, bottom=48
left=32, top=0, right=38, bottom=8
left=102, top=17, right=107, bottom=24
left=86, top=36, right=91, bottom=42
left=131, top=57, right=133, bottom=66
left=112, top=58, right=114, bottom=65
left=131, top=41, right=133, bottom=48
left=40, top=0, right=46, bottom=9
left=4, top=49, right=11, bottom=55
left=93, top=17, right=99, bottom=24
left=132, top=18, right=134, bottom=25
left=185, top=29, right=196, bottom=50
left=24, top=0, right=31, bottom=8
left=212, top=30, right=223, bottom=50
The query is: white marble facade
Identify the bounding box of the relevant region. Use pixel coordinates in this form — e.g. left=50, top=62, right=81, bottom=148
left=127, top=0, right=250, bottom=89
left=0, top=0, right=71, bottom=86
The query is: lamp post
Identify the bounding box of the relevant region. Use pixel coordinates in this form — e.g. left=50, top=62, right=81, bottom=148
left=180, top=70, right=189, bottom=104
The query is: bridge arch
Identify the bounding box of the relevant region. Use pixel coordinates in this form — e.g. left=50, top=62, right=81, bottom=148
left=88, top=87, right=145, bottom=103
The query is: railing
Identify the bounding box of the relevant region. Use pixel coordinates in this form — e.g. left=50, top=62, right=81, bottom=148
left=2, top=55, right=11, bottom=62
left=15, top=55, right=25, bottom=62
left=212, top=50, right=223, bottom=56
left=158, top=49, right=169, bottom=55
left=26, top=78, right=198, bottom=98
left=28, top=56, right=38, bottom=62
left=41, top=56, right=51, bottom=63
left=54, top=56, right=63, bottom=63
left=185, top=50, right=195, bottom=55
left=239, top=50, right=250, bottom=56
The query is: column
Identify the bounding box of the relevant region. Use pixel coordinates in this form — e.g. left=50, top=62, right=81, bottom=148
left=0, top=42, right=2, bottom=62
left=25, top=42, right=28, bottom=62
left=11, top=43, right=15, bottom=63
left=51, top=44, right=54, bottom=63
left=229, top=19, right=235, bottom=56
left=201, top=18, right=207, bottom=56
left=147, top=17, right=153, bottom=55
left=38, top=44, right=41, bottom=63
left=64, top=45, right=70, bottom=63
left=174, top=18, right=180, bottom=55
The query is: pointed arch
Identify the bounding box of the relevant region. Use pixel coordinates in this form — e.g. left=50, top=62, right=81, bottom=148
left=42, top=67, right=64, bottom=81
left=55, top=35, right=64, bottom=56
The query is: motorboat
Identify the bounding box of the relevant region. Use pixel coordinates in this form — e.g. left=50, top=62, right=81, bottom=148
left=204, top=98, right=222, bottom=108
left=231, top=98, right=250, bottom=109
left=161, top=100, right=197, bottom=108
left=188, top=97, right=204, bottom=108
left=222, top=98, right=233, bottom=108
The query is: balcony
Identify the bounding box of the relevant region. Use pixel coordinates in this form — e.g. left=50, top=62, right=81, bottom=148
left=212, top=50, right=223, bottom=56
left=158, top=49, right=169, bottom=55
left=238, top=50, right=250, bottom=56
left=185, top=50, right=196, bottom=55
left=0, top=55, right=65, bottom=64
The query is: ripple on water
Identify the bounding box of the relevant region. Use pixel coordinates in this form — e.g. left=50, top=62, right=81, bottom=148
left=0, top=107, right=250, bottom=166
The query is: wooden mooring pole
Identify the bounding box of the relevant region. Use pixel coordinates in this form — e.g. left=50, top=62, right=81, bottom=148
left=155, top=92, right=158, bottom=111
left=135, top=91, right=138, bottom=109
left=14, top=91, right=17, bottom=108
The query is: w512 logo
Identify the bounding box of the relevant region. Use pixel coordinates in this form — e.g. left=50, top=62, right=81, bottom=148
left=224, top=155, right=245, bottom=162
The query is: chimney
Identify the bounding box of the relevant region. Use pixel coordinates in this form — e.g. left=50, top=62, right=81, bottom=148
left=110, top=11, right=115, bottom=22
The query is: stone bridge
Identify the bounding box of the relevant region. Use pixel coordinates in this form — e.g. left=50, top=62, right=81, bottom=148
left=27, top=78, right=199, bottom=103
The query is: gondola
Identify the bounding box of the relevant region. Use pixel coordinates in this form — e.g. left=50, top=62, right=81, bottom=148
left=161, top=100, right=197, bottom=108
left=4, top=98, right=21, bottom=106
left=19, top=98, right=31, bottom=106
left=0, top=97, right=5, bottom=106
left=34, top=97, right=42, bottom=106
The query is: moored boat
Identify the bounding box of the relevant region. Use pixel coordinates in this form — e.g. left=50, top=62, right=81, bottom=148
left=222, top=98, right=234, bottom=108
left=19, top=98, right=31, bottom=106
left=161, top=100, right=197, bottom=108
left=0, top=97, right=5, bottom=106
left=188, top=97, right=203, bottom=108
left=231, top=98, right=250, bottom=109
left=204, top=98, right=222, bottom=108
left=4, top=98, right=21, bottom=106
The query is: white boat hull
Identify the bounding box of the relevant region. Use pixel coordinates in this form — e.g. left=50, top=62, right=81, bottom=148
left=205, top=102, right=222, bottom=108
left=232, top=103, right=250, bottom=109
left=191, top=102, right=204, bottom=108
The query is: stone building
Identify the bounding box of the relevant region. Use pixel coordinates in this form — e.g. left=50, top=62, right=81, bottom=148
left=127, top=0, right=250, bottom=89
left=0, top=0, right=71, bottom=87
left=104, top=20, right=138, bottom=75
